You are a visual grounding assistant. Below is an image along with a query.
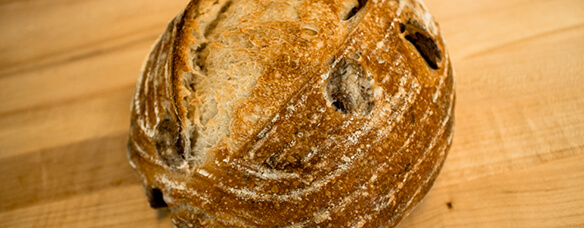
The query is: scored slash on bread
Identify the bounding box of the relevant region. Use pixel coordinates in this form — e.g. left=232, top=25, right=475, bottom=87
left=128, top=0, right=454, bottom=227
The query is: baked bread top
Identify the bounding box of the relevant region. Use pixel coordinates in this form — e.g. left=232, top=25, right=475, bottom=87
left=128, top=0, right=454, bottom=227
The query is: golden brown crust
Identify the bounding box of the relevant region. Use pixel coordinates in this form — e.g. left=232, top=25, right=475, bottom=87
left=128, top=0, right=455, bottom=227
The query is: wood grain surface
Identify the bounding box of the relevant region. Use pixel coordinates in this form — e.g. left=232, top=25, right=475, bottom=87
left=1, top=0, right=583, bottom=227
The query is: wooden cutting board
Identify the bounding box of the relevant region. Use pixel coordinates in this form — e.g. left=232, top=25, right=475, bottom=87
left=1, top=0, right=583, bottom=227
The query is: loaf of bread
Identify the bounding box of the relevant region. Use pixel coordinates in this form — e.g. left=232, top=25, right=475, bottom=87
left=127, top=0, right=454, bottom=227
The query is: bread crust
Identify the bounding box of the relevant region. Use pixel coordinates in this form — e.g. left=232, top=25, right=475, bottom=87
left=128, top=0, right=455, bottom=227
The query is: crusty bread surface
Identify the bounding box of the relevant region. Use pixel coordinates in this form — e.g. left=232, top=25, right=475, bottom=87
left=128, top=0, right=455, bottom=227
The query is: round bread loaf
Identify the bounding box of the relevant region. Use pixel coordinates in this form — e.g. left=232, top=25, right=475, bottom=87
left=127, top=0, right=454, bottom=227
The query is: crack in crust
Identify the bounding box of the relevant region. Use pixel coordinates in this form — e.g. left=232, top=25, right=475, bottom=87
left=401, top=20, right=443, bottom=69
left=327, top=58, right=374, bottom=115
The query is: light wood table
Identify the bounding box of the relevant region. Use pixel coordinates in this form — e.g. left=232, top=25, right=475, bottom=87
left=1, top=0, right=583, bottom=227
